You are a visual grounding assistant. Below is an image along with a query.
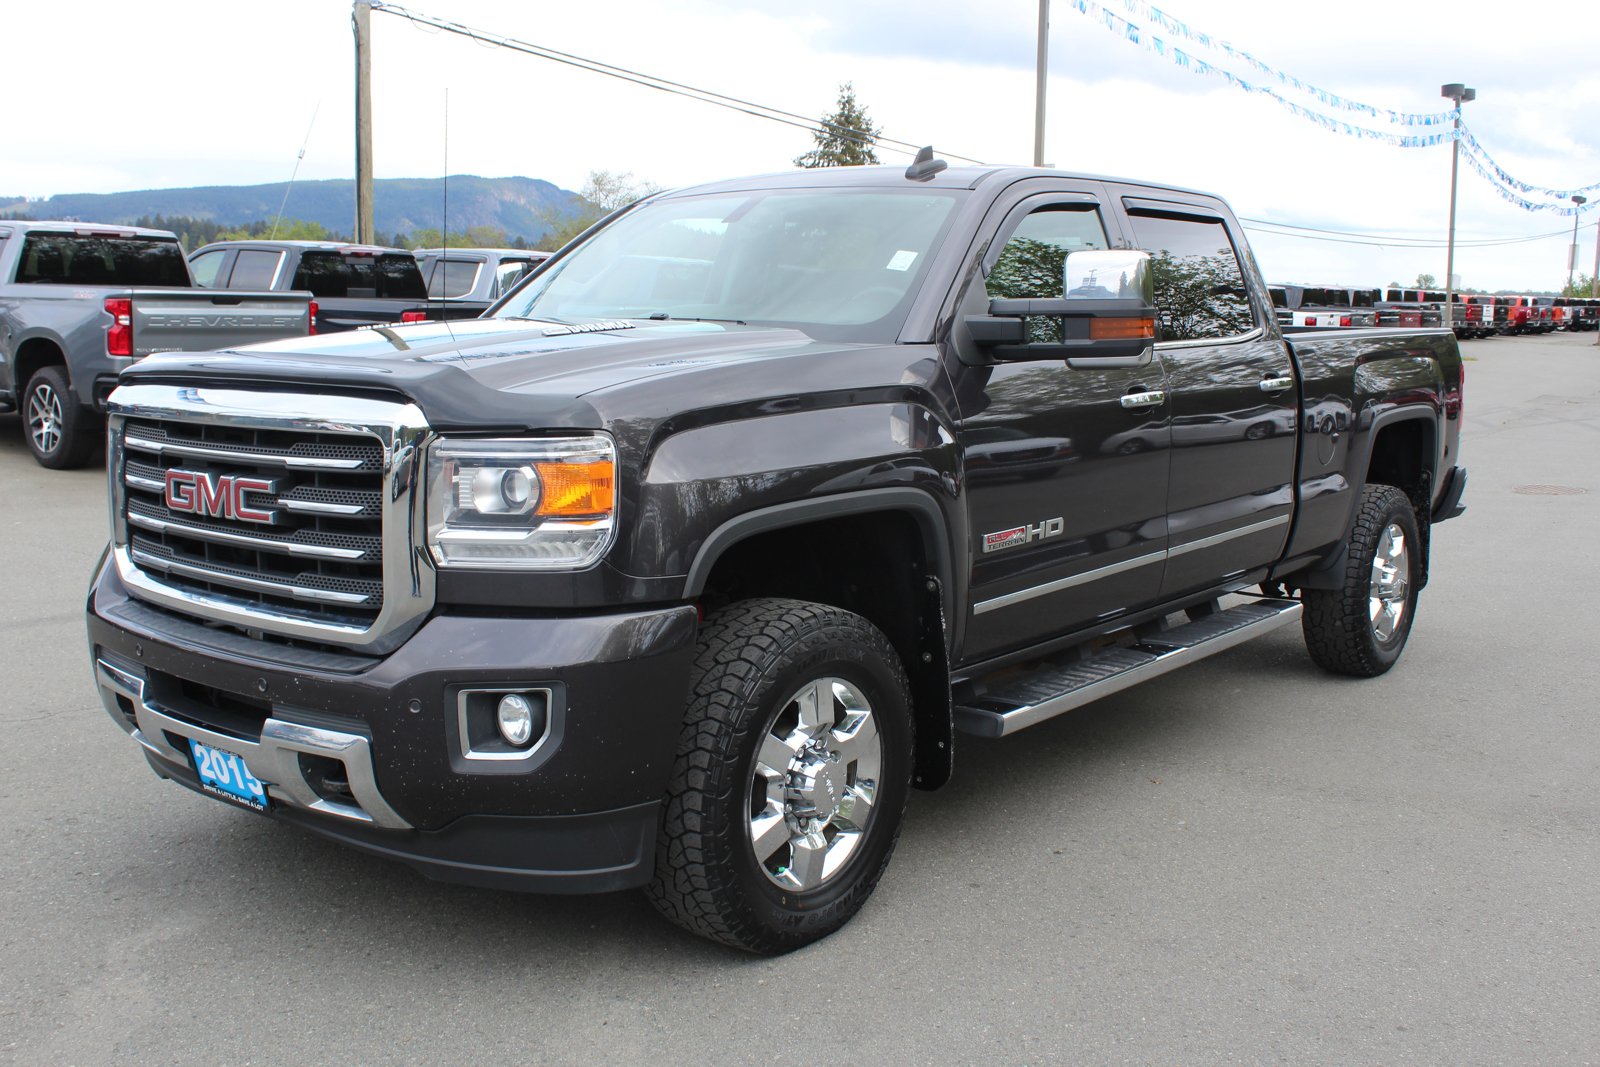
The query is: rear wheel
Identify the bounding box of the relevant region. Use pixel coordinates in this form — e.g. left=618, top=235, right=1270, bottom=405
left=1302, top=484, right=1421, bottom=677
left=24, top=366, right=96, bottom=469
left=646, top=598, right=913, bottom=955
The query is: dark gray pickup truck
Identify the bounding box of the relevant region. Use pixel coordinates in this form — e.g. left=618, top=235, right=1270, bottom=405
left=86, top=160, right=1465, bottom=954
left=0, top=222, right=312, bottom=467
left=189, top=240, right=492, bottom=332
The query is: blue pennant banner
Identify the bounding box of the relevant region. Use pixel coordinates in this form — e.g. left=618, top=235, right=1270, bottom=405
left=1064, top=0, right=1461, bottom=147
left=1065, top=0, right=1599, bottom=214
left=1111, top=0, right=1456, bottom=127
left=1458, top=130, right=1600, bottom=201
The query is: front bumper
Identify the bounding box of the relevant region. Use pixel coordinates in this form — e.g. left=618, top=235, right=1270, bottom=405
left=87, top=558, right=698, bottom=893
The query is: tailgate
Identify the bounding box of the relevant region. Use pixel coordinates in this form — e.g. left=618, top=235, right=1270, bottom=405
left=129, top=289, right=312, bottom=355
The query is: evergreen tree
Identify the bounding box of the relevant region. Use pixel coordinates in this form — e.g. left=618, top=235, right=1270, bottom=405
left=795, top=83, right=881, bottom=168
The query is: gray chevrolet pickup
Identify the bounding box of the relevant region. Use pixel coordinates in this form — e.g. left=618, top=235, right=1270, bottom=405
left=0, top=222, right=312, bottom=468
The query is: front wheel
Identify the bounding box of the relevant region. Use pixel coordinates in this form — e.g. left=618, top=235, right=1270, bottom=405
left=1302, top=484, right=1422, bottom=677
left=646, top=598, right=913, bottom=954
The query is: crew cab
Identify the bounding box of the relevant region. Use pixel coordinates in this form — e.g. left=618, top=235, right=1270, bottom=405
left=188, top=240, right=491, bottom=332
left=413, top=247, right=551, bottom=305
left=86, top=161, right=1465, bottom=955
left=0, top=222, right=312, bottom=468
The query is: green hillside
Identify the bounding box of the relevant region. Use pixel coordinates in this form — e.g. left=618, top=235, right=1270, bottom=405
left=0, top=175, right=581, bottom=245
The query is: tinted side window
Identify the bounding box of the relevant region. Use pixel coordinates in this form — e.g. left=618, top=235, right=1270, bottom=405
left=986, top=205, right=1109, bottom=342
left=428, top=259, right=480, bottom=298
left=189, top=249, right=226, bottom=287
left=986, top=205, right=1108, bottom=301
left=228, top=250, right=283, bottom=290
left=1125, top=211, right=1255, bottom=341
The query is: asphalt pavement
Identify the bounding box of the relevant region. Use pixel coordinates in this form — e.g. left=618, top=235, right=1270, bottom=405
left=2, top=332, right=1597, bottom=1065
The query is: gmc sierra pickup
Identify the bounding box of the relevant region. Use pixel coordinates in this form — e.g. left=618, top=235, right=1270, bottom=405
left=86, top=159, right=1465, bottom=954
left=0, top=222, right=312, bottom=468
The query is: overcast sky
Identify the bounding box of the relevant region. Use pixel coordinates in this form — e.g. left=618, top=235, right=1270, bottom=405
left=6, top=0, right=1597, bottom=291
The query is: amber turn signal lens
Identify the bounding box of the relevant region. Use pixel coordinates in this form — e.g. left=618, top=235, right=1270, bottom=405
left=1089, top=316, right=1156, bottom=340
left=533, top=460, right=615, bottom=517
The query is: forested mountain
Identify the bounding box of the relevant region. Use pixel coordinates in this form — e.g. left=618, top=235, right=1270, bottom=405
left=0, top=175, right=580, bottom=247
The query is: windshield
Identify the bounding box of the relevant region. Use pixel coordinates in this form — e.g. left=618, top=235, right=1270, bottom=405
left=494, top=188, right=964, bottom=342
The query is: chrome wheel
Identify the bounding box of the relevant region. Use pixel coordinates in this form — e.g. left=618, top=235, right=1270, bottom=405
left=27, top=380, right=63, bottom=456
left=1368, top=522, right=1410, bottom=643
left=747, top=676, right=882, bottom=893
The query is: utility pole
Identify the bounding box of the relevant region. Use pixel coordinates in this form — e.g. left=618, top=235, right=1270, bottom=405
left=1033, top=0, right=1049, bottom=167
left=1440, top=83, right=1474, bottom=331
left=354, top=1, right=375, bottom=245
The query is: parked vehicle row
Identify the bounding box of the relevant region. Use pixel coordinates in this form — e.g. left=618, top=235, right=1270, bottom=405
left=1272, top=282, right=1599, bottom=340
left=2, top=219, right=565, bottom=469
left=0, top=221, right=313, bottom=467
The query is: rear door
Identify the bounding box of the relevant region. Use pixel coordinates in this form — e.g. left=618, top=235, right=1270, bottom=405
left=953, top=181, right=1173, bottom=661
left=1113, top=195, right=1297, bottom=600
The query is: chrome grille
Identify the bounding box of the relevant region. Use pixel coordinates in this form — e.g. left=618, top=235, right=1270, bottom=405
left=120, top=416, right=386, bottom=626
left=108, top=385, right=434, bottom=653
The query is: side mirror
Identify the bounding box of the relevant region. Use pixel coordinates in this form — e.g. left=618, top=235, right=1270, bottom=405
left=964, top=249, right=1157, bottom=367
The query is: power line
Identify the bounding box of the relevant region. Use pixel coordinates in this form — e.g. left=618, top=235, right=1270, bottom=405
left=1242, top=216, right=1589, bottom=249
left=369, top=2, right=986, bottom=165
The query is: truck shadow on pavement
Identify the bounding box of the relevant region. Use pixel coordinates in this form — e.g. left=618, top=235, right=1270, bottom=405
left=157, top=630, right=1329, bottom=964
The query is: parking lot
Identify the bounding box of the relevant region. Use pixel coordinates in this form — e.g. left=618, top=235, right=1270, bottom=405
left=2, top=331, right=1597, bottom=1065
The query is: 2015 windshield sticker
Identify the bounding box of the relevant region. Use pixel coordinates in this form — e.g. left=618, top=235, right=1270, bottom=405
left=542, top=320, right=637, bottom=336
left=983, top=517, right=1065, bottom=552
left=885, top=250, right=918, bottom=272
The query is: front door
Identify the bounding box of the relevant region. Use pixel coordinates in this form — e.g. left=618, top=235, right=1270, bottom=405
left=952, top=188, right=1172, bottom=662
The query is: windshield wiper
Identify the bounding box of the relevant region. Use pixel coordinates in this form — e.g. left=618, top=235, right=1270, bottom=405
left=645, top=313, right=748, bottom=326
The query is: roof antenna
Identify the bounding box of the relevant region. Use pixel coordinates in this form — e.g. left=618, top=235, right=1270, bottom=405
left=905, top=146, right=947, bottom=182
left=271, top=101, right=320, bottom=240
left=437, top=87, right=449, bottom=323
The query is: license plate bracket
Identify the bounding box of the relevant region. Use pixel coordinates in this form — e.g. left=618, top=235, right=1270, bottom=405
left=189, top=739, right=270, bottom=812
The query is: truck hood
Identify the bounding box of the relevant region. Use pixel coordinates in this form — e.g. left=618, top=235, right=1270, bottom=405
left=120, top=317, right=876, bottom=430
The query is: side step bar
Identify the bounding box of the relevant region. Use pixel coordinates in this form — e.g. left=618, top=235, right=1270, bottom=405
left=953, top=598, right=1303, bottom=738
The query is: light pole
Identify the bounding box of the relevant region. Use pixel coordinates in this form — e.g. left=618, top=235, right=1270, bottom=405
left=1441, top=83, right=1475, bottom=329
left=1570, top=195, right=1588, bottom=293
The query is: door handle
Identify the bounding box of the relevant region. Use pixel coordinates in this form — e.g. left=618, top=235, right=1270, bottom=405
left=1259, top=376, right=1294, bottom=393
left=1120, top=390, right=1166, bottom=409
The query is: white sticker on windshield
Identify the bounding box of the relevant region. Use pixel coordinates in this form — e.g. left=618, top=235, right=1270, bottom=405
left=885, top=250, right=918, bottom=272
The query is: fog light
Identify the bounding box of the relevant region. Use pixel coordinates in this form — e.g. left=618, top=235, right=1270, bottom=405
left=497, top=693, right=535, bottom=746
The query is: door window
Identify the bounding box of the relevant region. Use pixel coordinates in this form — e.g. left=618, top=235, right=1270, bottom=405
left=227, top=250, right=283, bottom=290
left=1124, top=211, right=1256, bottom=342
left=985, top=204, right=1109, bottom=341
left=189, top=249, right=226, bottom=287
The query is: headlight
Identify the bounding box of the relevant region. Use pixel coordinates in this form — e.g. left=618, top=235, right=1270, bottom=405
left=426, top=435, right=616, bottom=569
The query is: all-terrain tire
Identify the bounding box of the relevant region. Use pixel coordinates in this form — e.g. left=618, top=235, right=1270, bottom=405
left=1302, top=483, right=1422, bottom=677
left=645, top=597, right=913, bottom=955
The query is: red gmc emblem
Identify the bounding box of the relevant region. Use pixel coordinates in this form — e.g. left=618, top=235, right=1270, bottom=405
left=164, top=469, right=281, bottom=525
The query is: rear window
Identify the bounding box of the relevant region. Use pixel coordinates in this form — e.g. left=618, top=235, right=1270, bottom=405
left=1299, top=287, right=1348, bottom=307
left=291, top=252, right=426, bottom=300
left=14, top=234, right=189, bottom=286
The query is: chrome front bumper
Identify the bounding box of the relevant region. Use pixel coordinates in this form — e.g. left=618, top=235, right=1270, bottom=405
left=95, top=656, right=411, bottom=830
